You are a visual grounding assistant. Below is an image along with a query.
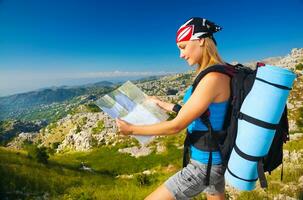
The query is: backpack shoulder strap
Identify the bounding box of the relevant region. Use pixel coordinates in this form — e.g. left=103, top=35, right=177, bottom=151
left=192, top=64, right=235, bottom=91
left=190, top=64, right=235, bottom=127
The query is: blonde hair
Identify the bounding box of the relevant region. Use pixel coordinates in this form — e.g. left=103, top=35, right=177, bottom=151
left=197, top=37, right=225, bottom=74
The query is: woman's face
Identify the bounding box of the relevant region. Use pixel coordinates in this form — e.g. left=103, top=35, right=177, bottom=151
left=177, top=39, right=204, bottom=66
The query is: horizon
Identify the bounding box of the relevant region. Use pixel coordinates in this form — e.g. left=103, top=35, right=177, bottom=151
left=0, top=71, right=176, bottom=98
left=1, top=0, right=303, bottom=96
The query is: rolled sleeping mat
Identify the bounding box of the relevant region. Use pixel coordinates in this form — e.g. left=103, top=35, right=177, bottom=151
left=225, top=65, right=296, bottom=191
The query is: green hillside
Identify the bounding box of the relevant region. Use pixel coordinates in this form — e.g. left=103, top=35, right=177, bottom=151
left=1, top=132, right=302, bottom=200
left=0, top=135, right=184, bottom=200
left=0, top=84, right=114, bottom=122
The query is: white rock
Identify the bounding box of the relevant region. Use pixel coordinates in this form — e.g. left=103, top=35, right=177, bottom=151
left=118, top=146, right=152, bottom=158
left=289, top=133, right=303, bottom=141
left=273, top=194, right=297, bottom=200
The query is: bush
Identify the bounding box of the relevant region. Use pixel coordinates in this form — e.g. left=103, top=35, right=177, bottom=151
left=134, top=173, right=157, bottom=187
left=75, top=125, right=81, bottom=134
left=167, top=112, right=177, bottom=120
left=85, top=103, right=101, bottom=113
left=27, top=145, right=49, bottom=164
left=295, top=63, right=303, bottom=70
left=135, top=173, right=151, bottom=186
left=166, top=89, right=178, bottom=95
left=52, top=142, right=60, bottom=150
left=92, top=120, right=105, bottom=134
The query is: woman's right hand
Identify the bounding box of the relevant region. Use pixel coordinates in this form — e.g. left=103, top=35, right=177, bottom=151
left=147, top=96, right=162, bottom=106
left=147, top=96, right=175, bottom=112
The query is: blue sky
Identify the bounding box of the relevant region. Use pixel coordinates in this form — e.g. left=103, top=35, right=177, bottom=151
left=0, top=0, right=303, bottom=96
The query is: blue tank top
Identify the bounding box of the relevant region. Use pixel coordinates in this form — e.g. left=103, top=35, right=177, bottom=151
left=183, top=86, right=229, bottom=164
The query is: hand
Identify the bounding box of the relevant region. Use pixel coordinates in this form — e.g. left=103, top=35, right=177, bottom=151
left=147, top=96, right=162, bottom=105
left=147, top=96, right=174, bottom=112
left=116, top=118, right=133, bottom=135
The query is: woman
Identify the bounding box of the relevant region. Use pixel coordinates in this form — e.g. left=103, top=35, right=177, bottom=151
left=116, top=17, right=230, bottom=200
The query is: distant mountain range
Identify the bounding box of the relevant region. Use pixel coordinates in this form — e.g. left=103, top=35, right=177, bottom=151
left=0, top=48, right=302, bottom=122
left=0, top=75, right=165, bottom=121
left=0, top=81, right=116, bottom=121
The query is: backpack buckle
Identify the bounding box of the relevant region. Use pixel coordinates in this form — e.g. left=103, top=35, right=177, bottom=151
left=236, top=112, right=243, bottom=119
left=256, top=62, right=266, bottom=68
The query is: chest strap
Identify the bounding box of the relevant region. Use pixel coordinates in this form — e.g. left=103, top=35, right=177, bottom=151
left=183, top=116, right=227, bottom=186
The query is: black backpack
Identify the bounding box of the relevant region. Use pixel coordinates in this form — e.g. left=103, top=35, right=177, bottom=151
left=182, top=63, right=290, bottom=188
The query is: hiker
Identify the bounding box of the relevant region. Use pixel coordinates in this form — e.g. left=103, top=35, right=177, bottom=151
left=116, top=17, right=229, bottom=200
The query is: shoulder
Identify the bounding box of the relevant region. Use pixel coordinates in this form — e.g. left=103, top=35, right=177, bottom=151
left=199, top=71, right=230, bottom=85
left=194, top=71, right=231, bottom=101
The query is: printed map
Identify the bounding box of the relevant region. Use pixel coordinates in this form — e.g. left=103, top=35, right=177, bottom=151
left=95, top=81, right=169, bottom=144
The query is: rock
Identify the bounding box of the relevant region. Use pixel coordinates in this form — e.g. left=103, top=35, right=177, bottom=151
left=6, top=132, right=38, bottom=149
left=287, top=102, right=294, bottom=109
left=118, top=146, right=152, bottom=158
left=278, top=48, right=303, bottom=70
left=225, top=185, right=239, bottom=200
left=281, top=184, right=294, bottom=193
left=156, top=142, right=166, bottom=154
left=298, top=176, right=303, bottom=188
left=116, top=174, right=134, bottom=179
left=288, top=120, right=298, bottom=132
left=142, top=170, right=156, bottom=175
left=80, top=162, right=94, bottom=173
left=53, top=112, right=119, bottom=152
left=283, top=150, right=302, bottom=163
left=116, top=169, right=156, bottom=180
left=164, top=164, right=177, bottom=173
left=58, top=131, right=92, bottom=151
left=242, top=48, right=303, bottom=71
left=289, top=133, right=303, bottom=141
left=273, top=194, right=297, bottom=200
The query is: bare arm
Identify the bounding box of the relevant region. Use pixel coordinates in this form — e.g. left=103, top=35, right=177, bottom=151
left=116, top=73, right=229, bottom=136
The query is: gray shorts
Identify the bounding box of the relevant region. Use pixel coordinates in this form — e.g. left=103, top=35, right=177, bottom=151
left=164, top=159, right=225, bottom=200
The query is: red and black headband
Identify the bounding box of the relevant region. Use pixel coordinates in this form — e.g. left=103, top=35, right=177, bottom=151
left=176, top=17, right=222, bottom=45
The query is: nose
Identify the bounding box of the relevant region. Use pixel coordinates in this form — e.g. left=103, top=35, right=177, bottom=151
left=180, top=51, right=185, bottom=59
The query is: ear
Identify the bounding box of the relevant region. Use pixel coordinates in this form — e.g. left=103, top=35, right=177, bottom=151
left=199, top=38, right=205, bottom=47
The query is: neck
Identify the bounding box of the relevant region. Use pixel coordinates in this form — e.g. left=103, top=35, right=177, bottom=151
left=196, top=56, right=217, bottom=75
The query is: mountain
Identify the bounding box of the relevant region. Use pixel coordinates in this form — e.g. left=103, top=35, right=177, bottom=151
left=243, top=48, right=303, bottom=71
left=0, top=48, right=302, bottom=200
left=83, top=80, right=115, bottom=88
left=16, top=47, right=302, bottom=153
left=0, top=120, right=46, bottom=145
left=0, top=82, right=115, bottom=121
left=1, top=47, right=302, bottom=141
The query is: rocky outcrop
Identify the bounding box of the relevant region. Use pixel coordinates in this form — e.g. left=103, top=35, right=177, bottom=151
left=278, top=48, right=303, bottom=70
left=0, top=120, right=46, bottom=144
left=243, top=48, right=303, bottom=71
left=31, top=111, right=118, bottom=152
left=55, top=112, right=118, bottom=152
left=6, top=132, right=38, bottom=149
left=58, top=130, right=93, bottom=151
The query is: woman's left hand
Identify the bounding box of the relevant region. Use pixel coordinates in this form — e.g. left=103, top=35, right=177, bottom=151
left=116, top=118, right=133, bottom=135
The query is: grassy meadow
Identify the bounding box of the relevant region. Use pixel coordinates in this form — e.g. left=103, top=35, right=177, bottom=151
left=1, top=132, right=302, bottom=200
left=0, top=134, right=184, bottom=200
